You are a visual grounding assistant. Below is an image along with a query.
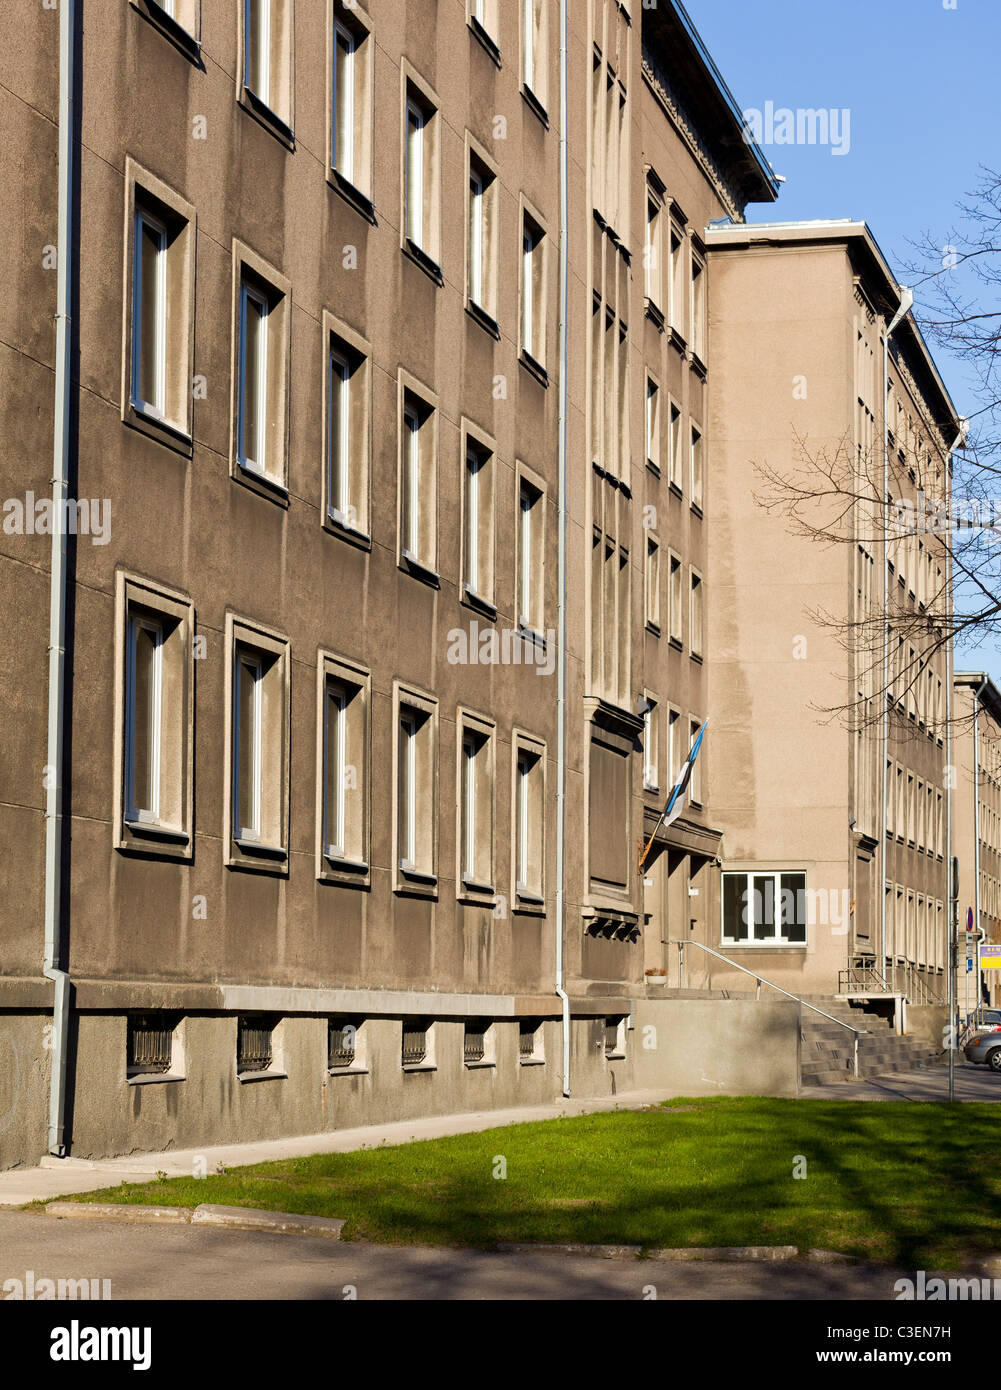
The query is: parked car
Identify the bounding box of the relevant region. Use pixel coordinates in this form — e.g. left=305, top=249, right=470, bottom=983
left=964, top=1032, right=1001, bottom=1070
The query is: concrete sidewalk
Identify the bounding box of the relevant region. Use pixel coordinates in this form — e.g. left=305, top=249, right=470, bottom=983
left=0, top=1088, right=676, bottom=1206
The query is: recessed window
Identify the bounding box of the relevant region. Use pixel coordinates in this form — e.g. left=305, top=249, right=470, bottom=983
left=514, top=737, right=545, bottom=905
left=604, top=1016, right=627, bottom=1060
left=395, top=686, right=437, bottom=890
left=400, top=386, right=438, bottom=576
left=127, top=1013, right=177, bottom=1079
left=667, top=707, right=680, bottom=789
left=643, top=696, right=659, bottom=793
left=518, top=474, right=545, bottom=635
left=670, top=225, right=685, bottom=335
left=463, top=435, right=495, bottom=607
left=645, top=192, right=662, bottom=314
left=232, top=245, right=290, bottom=496
left=519, top=1019, right=544, bottom=1064
left=331, top=6, right=372, bottom=199
left=469, top=0, right=499, bottom=50
left=124, top=166, right=195, bottom=448
left=668, top=553, right=683, bottom=645
left=116, top=576, right=193, bottom=857
left=402, top=1018, right=434, bottom=1068
left=227, top=618, right=290, bottom=869
left=137, top=0, right=200, bottom=45
left=691, top=425, right=704, bottom=512
left=521, top=209, right=546, bottom=370
left=689, top=717, right=703, bottom=805
left=243, top=0, right=292, bottom=130
left=691, top=252, right=707, bottom=361
left=645, top=534, right=661, bottom=633
left=690, top=570, right=704, bottom=658
left=464, top=1020, right=495, bottom=1067
left=237, top=1014, right=283, bottom=1078
left=328, top=1018, right=364, bottom=1071
left=467, top=149, right=498, bottom=323
left=722, top=871, right=807, bottom=946
left=459, top=713, right=495, bottom=895
left=319, top=655, right=369, bottom=880
left=325, top=323, right=370, bottom=536
left=668, top=401, right=682, bottom=490
left=403, top=78, right=440, bottom=265
left=522, top=0, right=548, bottom=109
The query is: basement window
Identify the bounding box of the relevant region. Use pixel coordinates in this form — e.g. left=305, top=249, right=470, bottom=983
left=237, top=1015, right=284, bottom=1079
left=402, top=1019, right=435, bottom=1070
left=126, top=1013, right=178, bottom=1079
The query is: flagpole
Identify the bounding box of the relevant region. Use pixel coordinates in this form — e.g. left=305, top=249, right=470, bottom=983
left=638, top=722, right=708, bottom=873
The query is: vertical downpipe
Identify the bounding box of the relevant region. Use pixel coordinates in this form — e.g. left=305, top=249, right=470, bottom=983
left=44, top=0, right=77, bottom=1156
left=555, top=0, right=571, bottom=1096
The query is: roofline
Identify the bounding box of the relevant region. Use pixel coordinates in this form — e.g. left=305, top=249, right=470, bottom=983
left=705, top=219, right=962, bottom=434
left=664, top=0, right=781, bottom=202
left=955, top=673, right=1001, bottom=727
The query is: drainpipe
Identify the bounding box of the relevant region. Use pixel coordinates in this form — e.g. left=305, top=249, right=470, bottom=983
left=43, top=0, right=77, bottom=1156
left=879, top=286, right=912, bottom=991
left=944, top=419, right=967, bottom=1100
left=554, top=0, right=571, bottom=1096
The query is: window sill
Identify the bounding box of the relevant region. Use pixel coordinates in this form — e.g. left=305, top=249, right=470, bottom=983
left=234, top=463, right=290, bottom=507
left=328, top=1065, right=369, bottom=1078
left=668, top=326, right=687, bottom=356
left=668, top=479, right=683, bottom=500
left=668, top=635, right=684, bottom=652
left=466, top=300, right=501, bottom=340
left=520, top=1058, right=546, bottom=1067
left=463, top=1060, right=496, bottom=1070
left=690, top=350, right=708, bottom=379
left=521, top=84, right=550, bottom=129
left=402, top=1063, right=437, bottom=1074
left=327, top=169, right=376, bottom=222
left=229, top=839, right=289, bottom=875
left=323, top=512, right=372, bottom=551
left=690, top=502, right=704, bottom=520
left=514, top=893, right=546, bottom=918
left=646, top=459, right=661, bottom=478
left=644, top=298, right=666, bottom=333
left=646, top=621, right=661, bottom=638
left=461, top=586, right=498, bottom=620
left=117, top=821, right=192, bottom=861
left=400, top=549, right=441, bottom=588
left=519, top=349, right=549, bottom=388
left=690, top=651, right=704, bottom=665
left=127, top=1072, right=185, bottom=1086
left=239, top=86, right=295, bottom=150
left=517, top=622, right=548, bottom=654
left=123, top=819, right=189, bottom=843
left=402, top=239, right=444, bottom=286
left=237, top=1069, right=288, bottom=1084
left=719, top=942, right=807, bottom=952
left=130, top=0, right=202, bottom=63
left=468, top=16, right=501, bottom=66
left=319, top=855, right=371, bottom=889
left=124, top=402, right=193, bottom=459
left=395, top=867, right=438, bottom=899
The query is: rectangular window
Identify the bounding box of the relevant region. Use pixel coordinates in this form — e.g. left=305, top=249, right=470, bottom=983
left=667, top=707, right=679, bottom=789
left=395, top=686, right=437, bottom=888
left=643, top=695, right=659, bottom=792
left=645, top=377, right=660, bottom=472
left=691, top=425, right=704, bottom=512
left=319, top=656, right=369, bottom=879
left=328, top=4, right=372, bottom=199
left=518, top=475, right=545, bottom=634
left=605, top=1016, right=627, bottom=1060
left=400, top=385, right=437, bottom=575
left=227, top=618, right=290, bottom=868
left=404, top=79, right=439, bottom=263
left=645, top=195, right=662, bottom=312
left=323, top=319, right=370, bottom=537
left=463, top=435, right=495, bottom=605
left=244, top=0, right=291, bottom=128
left=670, top=225, right=685, bottom=334
left=522, top=0, right=547, bottom=107
left=237, top=1015, right=280, bottom=1076
left=645, top=534, right=660, bottom=633
left=668, top=401, right=682, bottom=489
left=127, top=1013, right=176, bottom=1078
left=459, top=713, right=495, bottom=894
left=689, top=718, right=703, bottom=805
left=117, top=575, right=194, bottom=857
left=463, top=1020, right=491, bottom=1066
left=466, top=149, right=498, bottom=322
left=668, top=553, right=683, bottom=645
left=402, top=1019, right=433, bottom=1068
left=232, top=246, right=290, bottom=495
left=238, top=282, right=268, bottom=475
left=124, top=166, right=196, bottom=447
left=690, top=570, right=704, bottom=657
left=519, top=1019, right=544, bottom=1064
left=691, top=253, right=707, bottom=361
left=521, top=210, right=546, bottom=369
left=514, top=736, right=545, bottom=904
left=722, top=871, right=808, bottom=946
left=333, top=20, right=355, bottom=178
left=328, top=1018, right=362, bottom=1071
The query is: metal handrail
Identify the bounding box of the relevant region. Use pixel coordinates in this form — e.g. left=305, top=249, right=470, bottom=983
left=668, top=939, right=864, bottom=1078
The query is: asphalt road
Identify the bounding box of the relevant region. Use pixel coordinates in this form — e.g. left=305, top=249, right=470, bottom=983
left=0, top=1210, right=912, bottom=1301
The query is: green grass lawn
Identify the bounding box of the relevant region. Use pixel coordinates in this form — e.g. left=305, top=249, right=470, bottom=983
left=50, top=1098, right=1001, bottom=1267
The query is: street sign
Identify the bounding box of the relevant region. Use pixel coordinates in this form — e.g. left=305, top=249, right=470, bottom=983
left=979, top=943, right=1001, bottom=971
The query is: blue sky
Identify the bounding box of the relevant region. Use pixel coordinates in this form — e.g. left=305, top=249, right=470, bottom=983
left=684, top=0, right=1001, bottom=676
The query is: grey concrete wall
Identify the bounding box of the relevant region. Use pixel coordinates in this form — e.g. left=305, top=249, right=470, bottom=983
left=631, top=998, right=801, bottom=1097
left=0, top=1014, right=51, bottom=1170
left=906, top=1005, right=948, bottom=1052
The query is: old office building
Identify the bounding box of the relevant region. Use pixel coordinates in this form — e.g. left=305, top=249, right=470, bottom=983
left=1, top=0, right=787, bottom=1168
left=953, top=673, right=1001, bottom=1010
left=704, top=221, right=959, bottom=1016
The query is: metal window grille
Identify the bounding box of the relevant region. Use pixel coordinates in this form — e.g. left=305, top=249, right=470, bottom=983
left=127, top=1014, right=173, bottom=1075
left=402, top=1020, right=428, bottom=1066
left=605, top=1016, right=624, bottom=1058
left=519, top=1021, right=537, bottom=1060
left=238, top=1016, right=273, bottom=1073
left=328, top=1019, right=357, bottom=1069
left=464, top=1022, right=487, bottom=1064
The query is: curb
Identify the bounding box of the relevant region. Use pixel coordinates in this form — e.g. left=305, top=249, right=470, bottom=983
left=497, top=1242, right=852, bottom=1264
left=45, top=1201, right=345, bottom=1240
left=45, top=1202, right=192, bottom=1224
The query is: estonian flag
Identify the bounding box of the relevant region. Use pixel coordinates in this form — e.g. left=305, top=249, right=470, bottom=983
left=639, top=721, right=707, bottom=871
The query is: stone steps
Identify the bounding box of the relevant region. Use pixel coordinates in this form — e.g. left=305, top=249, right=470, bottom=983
left=799, top=1001, right=938, bottom=1085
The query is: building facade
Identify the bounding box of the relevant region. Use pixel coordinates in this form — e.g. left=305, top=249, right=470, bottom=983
left=0, top=0, right=783, bottom=1168
left=703, top=221, right=960, bottom=1013
left=953, top=673, right=1001, bottom=1011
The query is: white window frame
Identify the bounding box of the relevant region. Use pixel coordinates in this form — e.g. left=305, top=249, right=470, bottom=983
left=398, top=709, right=418, bottom=872
left=469, top=165, right=485, bottom=309
left=461, top=730, right=478, bottom=883
left=332, top=18, right=356, bottom=184
left=327, top=347, right=351, bottom=523
left=131, top=208, right=167, bottom=420
left=233, top=651, right=263, bottom=842
left=402, top=401, right=421, bottom=557
left=721, top=870, right=809, bottom=947
left=405, top=98, right=426, bottom=249
left=238, top=281, right=270, bottom=476
left=245, top=0, right=271, bottom=106
left=125, top=613, right=163, bottom=825
left=323, top=682, right=347, bottom=859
